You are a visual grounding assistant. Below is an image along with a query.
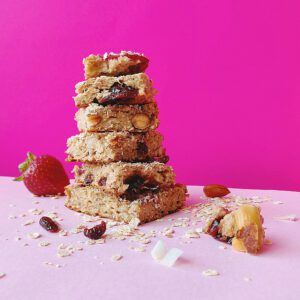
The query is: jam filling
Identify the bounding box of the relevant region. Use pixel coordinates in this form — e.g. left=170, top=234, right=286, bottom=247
left=121, top=174, right=160, bottom=201
left=105, top=53, right=149, bottom=74
left=207, top=212, right=233, bottom=244
left=96, top=82, right=139, bottom=105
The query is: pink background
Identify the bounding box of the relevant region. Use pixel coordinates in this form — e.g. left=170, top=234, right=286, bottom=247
left=0, top=0, right=299, bottom=191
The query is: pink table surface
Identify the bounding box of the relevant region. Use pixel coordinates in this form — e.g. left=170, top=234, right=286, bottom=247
left=0, top=176, right=299, bottom=300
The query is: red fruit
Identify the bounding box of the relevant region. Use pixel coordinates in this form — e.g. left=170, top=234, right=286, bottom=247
left=14, top=152, right=69, bottom=196
left=39, top=216, right=60, bottom=233
left=84, top=221, right=106, bottom=240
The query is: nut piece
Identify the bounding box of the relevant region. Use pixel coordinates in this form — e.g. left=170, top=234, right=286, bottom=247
left=86, top=114, right=102, bottom=127
left=84, top=55, right=102, bottom=79
left=231, top=205, right=264, bottom=254
left=203, top=184, right=230, bottom=198
left=131, top=114, right=150, bottom=130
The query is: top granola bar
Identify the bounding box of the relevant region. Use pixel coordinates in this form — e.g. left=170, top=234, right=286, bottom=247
left=83, top=51, right=149, bottom=79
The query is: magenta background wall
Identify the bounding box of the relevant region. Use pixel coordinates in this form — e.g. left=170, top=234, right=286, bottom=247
left=1, top=0, right=300, bottom=191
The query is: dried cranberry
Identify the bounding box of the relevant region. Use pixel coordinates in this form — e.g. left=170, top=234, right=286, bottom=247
left=155, top=155, right=169, bottom=163
left=121, top=174, right=159, bottom=201
left=39, top=216, right=59, bottom=233
left=98, top=177, right=107, bottom=186
left=136, top=142, right=148, bottom=156
left=84, top=221, right=106, bottom=240
left=208, top=220, right=220, bottom=238
left=100, top=82, right=138, bottom=105
left=105, top=53, right=149, bottom=74
left=84, top=173, right=94, bottom=184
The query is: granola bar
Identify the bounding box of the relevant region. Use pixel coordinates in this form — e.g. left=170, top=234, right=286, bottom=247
left=74, top=73, right=156, bottom=107
left=73, top=161, right=175, bottom=195
left=83, top=51, right=149, bottom=78
left=65, top=184, right=187, bottom=224
left=66, top=131, right=165, bottom=163
left=75, top=103, right=159, bottom=132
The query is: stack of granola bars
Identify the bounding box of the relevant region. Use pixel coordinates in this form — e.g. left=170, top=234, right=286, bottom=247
left=65, top=51, right=187, bottom=224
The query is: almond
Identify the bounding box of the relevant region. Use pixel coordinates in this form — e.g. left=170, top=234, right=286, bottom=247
left=131, top=114, right=150, bottom=130
left=86, top=114, right=102, bottom=127
left=203, top=184, right=230, bottom=198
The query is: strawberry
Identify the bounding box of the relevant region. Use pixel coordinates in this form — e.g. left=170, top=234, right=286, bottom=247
left=15, top=152, right=69, bottom=196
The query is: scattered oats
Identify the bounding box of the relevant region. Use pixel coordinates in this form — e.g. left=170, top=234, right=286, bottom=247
left=39, top=241, right=50, bottom=247
left=70, top=224, right=86, bottom=234
left=85, top=240, right=96, bottom=245
left=8, top=215, right=17, bottom=219
left=111, top=254, right=122, bottom=262
left=264, top=239, right=272, bottom=245
left=27, top=232, right=41, bottom=239
left=161, top=227, right=175, bottom=238
left=55, top=264, right=62, bottom=268
left=28, top=208, right=43, bottom=215
left=57, top=244, right=76, bottom=258
left=32, top=201, right=40, bottom=204
left=0, top=273, right=6, bottom=279
left=272, top=201, right=283, bottom=205
left=244, top=277, right=252, bottom=282
left=43, top=262, right=54, bottom=267
left=59, top=230, right=68, bottom=237
left=99, top=261, right=104, bottom=265
left=76, top=246, right=83, bottom=251
left=202, top=269, right=219, bottom=277
left=129, top=218, right=140, bottom=228
left=155, top=219, right=164, bottom=222
left=129, top=246, right=146, bottom=252
left=106, top=221, right=119, bottom=228
left=23, top=243, right=29, bottom=247
left=9, top=204, right=16, bottom=207
left=276, top=214, right=297, bottom=222
left=130, top=235, right=151, bottom=244
left=185, top=229, right=200, bottom=239
left=14, top=236, right=22, bottom=241
left=19, top=213, right=27, bottom=218
left=22, top=219, right=35, bottom=226
left=218, top=245, right=227, bottom=250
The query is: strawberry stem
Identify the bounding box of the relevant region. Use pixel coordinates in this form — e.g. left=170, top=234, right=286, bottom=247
left=14, top=152, right=36, bottom=181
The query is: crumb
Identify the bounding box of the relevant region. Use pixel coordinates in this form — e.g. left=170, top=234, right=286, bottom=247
left=14, top=236, right=22, bottom=241
left=244, top=277, right=252, bottom=282
left=202, top=269, right=219, bottom=277
left=27, top=232, right=41, bottom=239
left=0, top=273, right=6, bottom=279
left=218, top=245, right=227, bottom=250
left=8, top=215, right=17, bottom=219
left=22, top=219, right=35, bottom=226
left=28, top=208, right=43, bottom=215
left=111, top=254, right=122, bottom=262
left=185, top=229, right=200, bottom=239
left=39, top=241, right=50, bottom=247
left=264, top=239, right=272, bottom=245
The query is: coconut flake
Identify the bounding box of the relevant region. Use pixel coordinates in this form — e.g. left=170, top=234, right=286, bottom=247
left=151, top=240, right=168, bottom=261
left=160, top=248, right=183, bottom=267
